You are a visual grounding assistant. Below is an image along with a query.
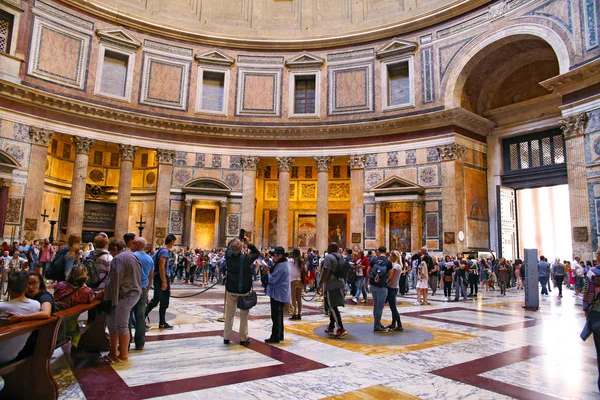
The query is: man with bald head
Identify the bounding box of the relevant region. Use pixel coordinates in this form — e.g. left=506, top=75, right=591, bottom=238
left=129, top=237, right=154, bottom=350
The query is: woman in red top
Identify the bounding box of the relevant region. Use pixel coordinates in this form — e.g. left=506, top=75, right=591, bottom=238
left=53, top=264, right=95, bottom=309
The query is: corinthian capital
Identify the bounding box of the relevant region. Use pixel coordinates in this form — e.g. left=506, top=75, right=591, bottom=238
left=560, top=112, right=589, bottom=139
left=155, top=149, right=176, bottom=165
left=28, top=127, right=54, bottom=146
left=242, top=156, right=260, bottom=170
left=348, top=154, right=366, bottom=169
left=72, top=136, right=94, bottom=154
left=0, top=178, right=12, bottom=188
left=118, top=144, right=139, bottom=162
left=314, top=156, right=333, bottom=172
left=437, top=144, right=466, bottom=161
left=276, top=156, right=293, bottom=172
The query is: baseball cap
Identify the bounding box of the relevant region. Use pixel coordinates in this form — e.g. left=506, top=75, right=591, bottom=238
left=269, top=246, right=286, bottom=256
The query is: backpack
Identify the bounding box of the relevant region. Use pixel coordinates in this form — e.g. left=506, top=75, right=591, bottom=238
left=45, top=247, right=69, bottom=282
left=82, top=252, right=105, bottom=289
left=311, top=254, right=319, bottom=268
left=369, top=258, right=388, bottom=287
left=333, top=255, right=351, bottom=280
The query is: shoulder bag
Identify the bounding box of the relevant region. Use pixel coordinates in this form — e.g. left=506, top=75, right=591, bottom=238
left=236, top=254, right=257, bottom=310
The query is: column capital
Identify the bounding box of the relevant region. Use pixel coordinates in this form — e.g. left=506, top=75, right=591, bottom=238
left=118, top=144, right=139, bottom=162
left=314, top=156, right=333, bottom=172
left=560, top=112, right=589, bottom=139
left=72, top=136, right=95, bottom=154
left=155, top=149, right=176, bottom=165
left=242, top=156, right=260, bottom=170
left=437, top=143, right=466, bottom=161
left=28, top=127, right=54, bottom=146
left=348, top=154, right=366, bottom=169
left=220, top=200, right=228, bottom=208
left=185, top=199, right=193, bottom=207
left=0, top=178, right=11, bottom=187
left=276, top=156, right=293, bottom=172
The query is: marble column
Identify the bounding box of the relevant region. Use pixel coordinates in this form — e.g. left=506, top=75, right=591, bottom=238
left=219, top=200, right=227, bottom=248
left=315, top=156, right=333, bottom=252
left=0, top=178, right=11, bottom=238
left=411, top=200, right=423, bottom=251
left=241, top=156, right=260, bottom=239
left=183, top=199, right=193, bottom=249
left=22, top=127, right=53, bottom=239
left=560, top=113, right=592, bottom=260
left=114, top=144, right=138, bottom=240
left=486, top=136, right=502, bottom=253
left=375, top=201, right=383, bottom=247
left=276, top=157, right=293, bottom=249
left=438, top=143, right=466, bottom=255
left=152, top=149, right=175, bottom=247
left=349, top=155, right=366, bottom=251
left=67, top=136, right=94, bottom=238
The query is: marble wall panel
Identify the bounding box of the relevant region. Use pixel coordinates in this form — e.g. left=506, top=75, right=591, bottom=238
left=328, top=62, right=374, bottom=115
left=139, top=52, right=191, bottom=110
left=236, top=68, right=282, bottom=116
left=418, top=165, right=439, bottom=187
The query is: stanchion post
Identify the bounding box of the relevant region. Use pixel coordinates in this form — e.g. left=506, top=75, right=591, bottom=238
left=217, top=289, right=226, bottom=322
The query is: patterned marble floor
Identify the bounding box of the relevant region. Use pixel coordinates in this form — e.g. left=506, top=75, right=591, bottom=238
left=51, top=281, right=599, bottom=400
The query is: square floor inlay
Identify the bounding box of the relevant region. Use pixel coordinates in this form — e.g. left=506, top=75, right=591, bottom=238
left=112, top=336, right=283, bottom=387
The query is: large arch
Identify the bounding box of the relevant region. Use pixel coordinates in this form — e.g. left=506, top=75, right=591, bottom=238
left=443, top=24, right=572, bottom=109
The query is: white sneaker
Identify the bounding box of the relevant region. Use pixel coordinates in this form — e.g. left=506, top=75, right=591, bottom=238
left=412, top=301, right=420, bottom=305
left=351, top=298, right=357, bottom=304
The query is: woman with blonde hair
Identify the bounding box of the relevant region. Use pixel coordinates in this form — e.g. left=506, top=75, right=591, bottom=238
left=552, top=257, right=565, bottom=298
left=414, top=261, right=429, bottom=305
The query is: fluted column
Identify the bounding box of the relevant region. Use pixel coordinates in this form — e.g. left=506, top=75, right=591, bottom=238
left=276, top=157, right=293, bottom=249
left=349, top=155, right=366, bottom=250
left=219, top=200, right=227, bottom=248
left=114, top=144, right=138, bottom=240
left=0, top=178, right=12, bottom=238
left=22, top=127, right=53, bottom=239
left=241, top=156, right=260, bottom=240
left=152, top=149, right=175, bottom=247
left=315, top=156, right=333, bottom=252
left=183, top=199, right=192, bottom=249
left=67, top=136, right=94, bottom=237
left=560, top=113, right=591, bottom=260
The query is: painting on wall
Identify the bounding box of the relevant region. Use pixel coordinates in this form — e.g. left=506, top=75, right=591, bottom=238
left=328, top=214, right=347, bottom=248
left=389, top=211, right=411, bottom=252
left=297, top=215, right=317, bottom=248
left=194, top=209, right=216, bottom=250
left=464, top=167, right=488, bottom=221
left=267, top=212, right=277, bottom=248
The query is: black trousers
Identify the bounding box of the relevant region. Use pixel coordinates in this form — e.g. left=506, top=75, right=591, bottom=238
left=186, top=266, right=197, bottom=283
left=555, top=275, right=564, bottom=295
left=269, top=298, right=284, bottom=341
left=444, top=280, right=453, bottom=297
left=146, top=278, right=170, bottom=325
left=468, top=274, right=478, bottom=295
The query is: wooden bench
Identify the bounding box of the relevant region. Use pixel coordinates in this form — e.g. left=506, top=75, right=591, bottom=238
left=0, top=300, right=108, bottom=399
left=0, top=316, right=60, bottom=400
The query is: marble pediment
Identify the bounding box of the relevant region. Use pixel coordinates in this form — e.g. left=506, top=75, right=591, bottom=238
left=376, top=39, right=418, bottom=59
left=285, top=52, right=325, bottom=68
left=195, top=49, right=235, bottom=66
left=371, top=176, right=424, bottom=195
left=95, top=28, right=141, bottom=49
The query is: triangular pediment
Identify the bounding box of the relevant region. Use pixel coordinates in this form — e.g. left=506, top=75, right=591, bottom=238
left=182, top=177, right=231, bottom=195
left=195, top=49, right=235, bottom=66
left=372, top=176, right=424, bottom=195
left=376, top=39, right=418, bottom=59
left=96, top=28, right=141, bottom=49
left=285, top=52, right=325, bottom=68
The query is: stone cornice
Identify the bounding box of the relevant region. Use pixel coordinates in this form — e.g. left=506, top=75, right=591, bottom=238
left=540, top=59, right=600, bottom=97
left=57, top=0, right=491, bottom=50
left=0, top=81, right=494, bottom=143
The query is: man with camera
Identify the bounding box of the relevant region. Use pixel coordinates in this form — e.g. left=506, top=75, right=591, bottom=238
left=223, top=230, right=259, bottom=345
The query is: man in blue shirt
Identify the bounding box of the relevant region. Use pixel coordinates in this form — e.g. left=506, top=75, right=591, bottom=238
left=145, top=234, right=175, bottom=330
left=129, top=237, right=154, bottom=350
left=537, top=256, right=551, bottom=296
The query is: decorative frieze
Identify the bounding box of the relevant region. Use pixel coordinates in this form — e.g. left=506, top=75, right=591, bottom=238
left=155, top=149, right=176, bottom=165
left=437, top=144, right=466, bottom=161
left=28, top=127, right=54, bottom=147
left=276, top=156, right=293, bottom=172
left=314, top=156, right=333, bottom=172
left=348, top=155, right=366, bottom=169
left=72, top=136, right=94, bottom=154
left=560, top=113, right=589, bottom=139
left=242, top=156, right=260, bottom=170
left=118, top=144, right=139, bottom=162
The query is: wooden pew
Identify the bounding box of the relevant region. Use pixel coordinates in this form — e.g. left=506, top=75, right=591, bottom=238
left=53, top=299, right=110, bottom=352
left=0, top=316, right=60, bottom=400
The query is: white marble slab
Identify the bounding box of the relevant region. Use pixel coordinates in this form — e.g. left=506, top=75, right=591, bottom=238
left=112, top=336, right=282, bottom=387
left=425, top=310, right=527, bottom=327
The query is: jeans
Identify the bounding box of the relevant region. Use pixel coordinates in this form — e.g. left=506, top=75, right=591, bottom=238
left=539, top=276, right=549, bottom=295
left=354, top=276, right=367, bottom=301
left=410, top=269, right=416, bottom=289
left=454, top=276, right=467, bottom=300
left=386, top=287, right=402, bottom=328
left=269, top=298, right=284, bottom=341
left=146, top=278, right=170, bottom=325
left=371, top=286, right=388, bottom=329
left=129, top=287, right=148, bottom=348
left=428, top=275, right=438, bottom=295
left=555, top=275, right=564, bottom=295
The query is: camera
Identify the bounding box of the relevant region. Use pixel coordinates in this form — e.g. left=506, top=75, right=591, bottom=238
left=239, top=229, right=246, bottom=240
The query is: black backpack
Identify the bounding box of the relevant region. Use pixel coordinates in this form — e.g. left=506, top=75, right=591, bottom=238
left=333, top=254, right=351, bottom=280
left=83, top=252, right=106, bottom=289
left=369, top=258, right=388, bottom=287
left=45, top=247, right=69, bottom=282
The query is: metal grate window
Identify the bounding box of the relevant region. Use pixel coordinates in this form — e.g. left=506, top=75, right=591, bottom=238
left=291, top=166, right=299, bottom=179
left=503, top=129, right=566, bottom=173
left=0, top=11, right=13, bottom=54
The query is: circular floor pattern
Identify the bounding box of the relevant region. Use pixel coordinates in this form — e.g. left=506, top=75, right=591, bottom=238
left=312, top=323, right=434, bottom=345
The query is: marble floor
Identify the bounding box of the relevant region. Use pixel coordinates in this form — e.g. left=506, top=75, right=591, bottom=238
left=50, top=282, right=599, bottom=400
